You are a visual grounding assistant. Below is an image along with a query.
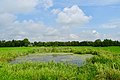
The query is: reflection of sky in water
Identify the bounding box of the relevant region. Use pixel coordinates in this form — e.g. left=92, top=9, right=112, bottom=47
left=10, top=53, right=93, bottom=66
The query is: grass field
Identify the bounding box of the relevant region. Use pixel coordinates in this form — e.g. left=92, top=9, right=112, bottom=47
left=0, top=46, right=120, bottom=80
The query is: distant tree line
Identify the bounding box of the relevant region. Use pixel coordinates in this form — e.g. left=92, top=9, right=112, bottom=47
left=0, top=38, right=120, bottom=47
left=0, top=38, right=30, bottom=47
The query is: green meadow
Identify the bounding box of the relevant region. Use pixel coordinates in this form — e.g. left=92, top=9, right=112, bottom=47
left=0, top=47, right=120, bottom=80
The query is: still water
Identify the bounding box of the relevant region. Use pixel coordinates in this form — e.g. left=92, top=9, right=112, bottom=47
left=10, top=53, right=93, bottom=66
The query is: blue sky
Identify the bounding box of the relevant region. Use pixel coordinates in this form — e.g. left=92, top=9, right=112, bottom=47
left=0, top=0, right=120, bottom=41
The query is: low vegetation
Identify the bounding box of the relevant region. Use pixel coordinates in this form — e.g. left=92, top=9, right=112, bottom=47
left=0, top=47, right=120, bottom=80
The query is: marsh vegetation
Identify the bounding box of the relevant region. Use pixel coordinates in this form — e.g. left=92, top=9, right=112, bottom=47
left=0, top=47, right=120, bottom=80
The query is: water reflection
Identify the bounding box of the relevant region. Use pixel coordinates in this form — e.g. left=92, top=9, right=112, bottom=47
left=10, top=53, right=93, bottom=66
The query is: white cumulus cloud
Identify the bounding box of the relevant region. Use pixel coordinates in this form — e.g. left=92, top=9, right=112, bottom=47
left=56, top=5, right=92, bottom=27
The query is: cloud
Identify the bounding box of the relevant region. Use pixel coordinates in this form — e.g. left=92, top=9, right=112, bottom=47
left=0, top=0, right=53, bottom=14
left=0, top=0, right=39, bottom=13
left=0, top=0, right=119, bottom=41
left=0, top=16, right=63, bottom=41
left=78, top=30, right=101, bottom=41
left=69, top=34, right=80, bottom=40
left=0, top=13, right=94, bottom=41
left=51, top=9, right=61, bottom=14
left=56, top=5, right=91, bottom=27
left=101, top=33, right=120, bottom=41
left=0, top=13, right=47, bottom=40
left=78, top=30, right=120, bottom=41
left=0, top=15, right=119, bottom=41
left=0, top=0, right=54, bottom=41
left=0, top=13, right=16, bottom=27
left=101, top=20, right=120, bottom=29
left=38, top=0, right=53, bottom=9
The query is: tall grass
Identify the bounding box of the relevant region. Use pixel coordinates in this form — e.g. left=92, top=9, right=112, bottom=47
left=0, top=46, right=120, bottom=80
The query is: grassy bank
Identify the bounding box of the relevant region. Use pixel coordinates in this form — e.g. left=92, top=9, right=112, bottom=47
left=0, top=47, right=120, bottom=80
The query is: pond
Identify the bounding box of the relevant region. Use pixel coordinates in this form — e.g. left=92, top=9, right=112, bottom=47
left=10, top=53, right=93, bottom=66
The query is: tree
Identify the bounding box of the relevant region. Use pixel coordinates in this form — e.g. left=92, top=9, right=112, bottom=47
left=93, top=39, right=102, bottom=47
left=22, top=38, right=30, bottom=47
